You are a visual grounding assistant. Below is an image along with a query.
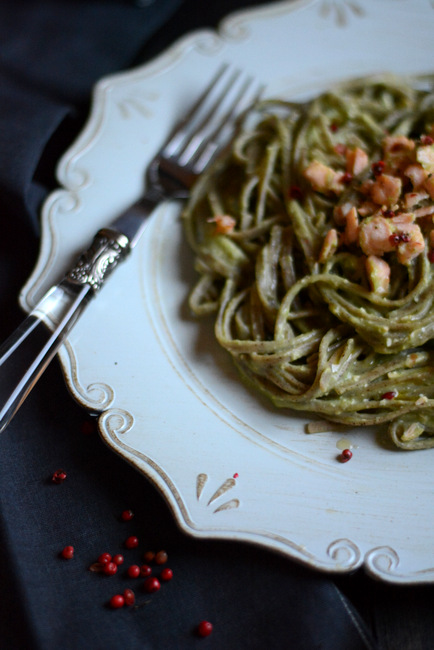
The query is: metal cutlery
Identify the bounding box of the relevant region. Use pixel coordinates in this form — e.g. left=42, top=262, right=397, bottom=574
left=0, top=64, right=263, bottom=432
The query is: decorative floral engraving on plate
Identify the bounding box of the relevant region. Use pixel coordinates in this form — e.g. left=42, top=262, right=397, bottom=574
left=61, top=341, right=116, bottom=410
left=196, top=473, right=208, bottom=500
left=77, top=382, right=115, bottom=409
left=58, top=164, right=91, bottom=191
left=362, top=546, right=434, bottom=584
left=117, top=92, right=159, bottom=119
left=99, top=408, right=135, bottom=436
left=196, top=474, right=240, bottom=513
left=219, top=15, right=254, bottom=42
left=191, top=31, right=224, bottom=55
left=44, top=190, right=82, bottom=237
left=327, top=538, right=362, bottom=571
left=319, top=1, right=364, bottom=25
left=21, top=0, right=434, bottom=584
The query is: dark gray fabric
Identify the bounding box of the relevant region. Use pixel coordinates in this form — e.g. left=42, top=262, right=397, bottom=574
left=0, top=0, right=185, bottom=231
left=0, top=360, right=376, bottom=650
left=0, top=1, right=430, bottom=648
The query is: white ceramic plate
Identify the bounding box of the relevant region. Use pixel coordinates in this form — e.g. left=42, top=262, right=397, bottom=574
left=21, top=0, right=434, bottom=584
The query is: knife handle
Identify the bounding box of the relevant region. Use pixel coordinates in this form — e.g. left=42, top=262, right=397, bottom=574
left=0, top=284, right=92, bottom=433
left=0, top=226, right=131, bottom=433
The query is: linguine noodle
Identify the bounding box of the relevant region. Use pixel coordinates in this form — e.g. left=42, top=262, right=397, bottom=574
left=182, top=75, right=434, bottom=450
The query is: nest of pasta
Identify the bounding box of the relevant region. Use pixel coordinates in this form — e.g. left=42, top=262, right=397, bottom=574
left=182, top=75, right=434, bottom=450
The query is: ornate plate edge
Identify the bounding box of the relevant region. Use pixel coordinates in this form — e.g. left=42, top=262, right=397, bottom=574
left=17, top=0, right=434, bottom=585
left=98, top=410, right=434, bottom=584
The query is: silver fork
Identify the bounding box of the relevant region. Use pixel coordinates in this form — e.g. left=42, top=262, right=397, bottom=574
left=0, top=64, right=263, bottom=433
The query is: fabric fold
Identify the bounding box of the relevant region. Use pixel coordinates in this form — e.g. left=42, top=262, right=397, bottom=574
left=0, top=0, right=184, bottom=230
left=0, top=74, right=74, bottom=231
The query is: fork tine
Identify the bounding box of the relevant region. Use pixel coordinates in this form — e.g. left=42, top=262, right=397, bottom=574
left=162, top=63, right=231, bottom=158
left=163, top=65, right=264, bottom=171
left=190, top=75, right=265, bottom=172
left=174, top=68, right=244, bottom=163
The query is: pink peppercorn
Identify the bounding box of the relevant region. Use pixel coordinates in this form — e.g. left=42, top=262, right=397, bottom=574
left=340, top=172, right=353, bottom=185
left=124, top=536, right=139, bottom=549
left=52, top=469, right=67, bottom=484
left=127, top=565, right=141, bottom=579
left=109, top=594, right=125, bottom=609
left=154, top=550, right=168, bottom=565
left=103, top=562, right=118, bottom=576
left=98, top=552, right=112, bottom=565
left=140, top=564, right=152, bottom=577
left=197, top=621, right=213, bottom=637
left=340, top=449, right=353, bottom=463
left=120, top=509, right=134, bottom=522
left=60, top=545, right=74, bottom=560
left=143, top=551, right=155, bottom=563
left=123, top=588, right=135, bottom=606
left=143, top=576, right=160, bottom=593
left=372, top=160, right=385, bottom=176
left=288, top=185, right=303, bottom=201
left=160, top=567, right=173, bottom=582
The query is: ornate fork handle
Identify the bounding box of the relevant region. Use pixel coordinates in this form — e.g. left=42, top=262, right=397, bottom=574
left=65, top=228, right=130, bottom=292
left=0, top=65, right=262, bottom=433
left=0, top=206, right=152, bottom=434
left=0, top=177, right=168, bottom=433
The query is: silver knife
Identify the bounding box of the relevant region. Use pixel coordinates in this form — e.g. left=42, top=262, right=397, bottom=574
left=0, top=64, right=263, bottom=433
left=0, top=198, right=156, bottom=434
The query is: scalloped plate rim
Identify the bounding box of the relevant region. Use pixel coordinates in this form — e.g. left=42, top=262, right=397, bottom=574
left=19, top=0, right=434, bottom=585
